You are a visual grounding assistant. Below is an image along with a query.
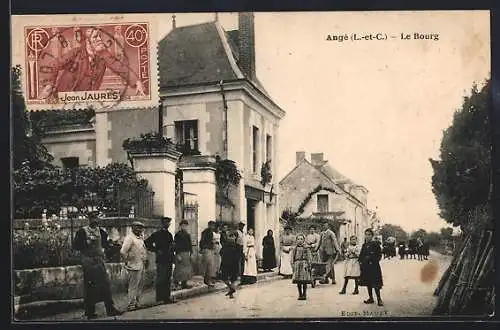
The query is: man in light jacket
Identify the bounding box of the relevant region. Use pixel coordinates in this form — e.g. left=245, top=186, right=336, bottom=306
left=120, top=221, right=148, bottom=311
left=318, top=221, right=341, bottom=285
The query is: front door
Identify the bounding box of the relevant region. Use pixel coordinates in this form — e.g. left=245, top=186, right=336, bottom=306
left=246, top=199, right=257, bottom=232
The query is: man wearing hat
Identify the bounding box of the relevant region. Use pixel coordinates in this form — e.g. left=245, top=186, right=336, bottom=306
left=173, top=220, right=193, bottom=289
left=318, top=220, right=341, bottom=284
left=199, top=220, right=217, bottom=286
left=120, top=221, right=148, bottom=311
left=236, top=222, right=246, bottom=276
left=73, top=211, right=122, bottom=319
left=145, top=217, right=177, bottom=304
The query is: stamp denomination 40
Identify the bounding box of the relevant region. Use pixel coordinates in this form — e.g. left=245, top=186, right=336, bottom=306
left=23, top=20, right=158, bottom=111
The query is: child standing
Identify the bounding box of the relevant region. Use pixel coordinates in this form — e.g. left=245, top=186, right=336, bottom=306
left=220, top=228, right=240, bottom=299
left=339, top=235, right=361, bottom=295
left=358, top=228, right=384, bottom=306
left=291, top=234, right=313, bottom=300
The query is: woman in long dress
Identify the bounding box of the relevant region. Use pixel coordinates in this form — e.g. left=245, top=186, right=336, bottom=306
left=279, top=225, right=295, bottom=278
left=242, top=228, right=258, bottom=284
left=305, top=225, right=321, bottom=263
left=262, top=229, right=277, bottom=271
left=358, top=228, right=384, bottom=306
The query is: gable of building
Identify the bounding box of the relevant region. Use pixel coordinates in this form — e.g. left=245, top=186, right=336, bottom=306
left=279, top=159, right=340, bottom=213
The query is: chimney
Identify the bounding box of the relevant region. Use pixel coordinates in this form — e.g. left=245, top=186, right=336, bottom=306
left=238, top=12, right=256, bottom=81
left=296, top=151, right=306, bottom=165
left=311, top=153, right=325, bottom=166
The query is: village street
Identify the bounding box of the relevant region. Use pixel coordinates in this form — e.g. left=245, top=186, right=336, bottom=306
left=96, top=251, right=450, bottom=320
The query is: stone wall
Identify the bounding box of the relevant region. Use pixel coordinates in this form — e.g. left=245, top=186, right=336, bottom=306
left=14, top=262, right=157, bottom=304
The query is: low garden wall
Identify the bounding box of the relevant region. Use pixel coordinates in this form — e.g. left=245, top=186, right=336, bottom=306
left=14, top=262, right=157, bottom=305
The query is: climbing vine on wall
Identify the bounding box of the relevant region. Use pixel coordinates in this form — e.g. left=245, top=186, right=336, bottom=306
left=260, top=160, right=272, bottom=186
left=296, top=185, right=337, bottom=216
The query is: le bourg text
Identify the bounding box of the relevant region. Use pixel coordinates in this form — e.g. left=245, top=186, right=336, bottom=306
left=326, top=32, right=440, bottom=42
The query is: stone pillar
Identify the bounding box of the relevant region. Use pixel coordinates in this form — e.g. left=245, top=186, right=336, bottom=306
left=130, top=149, right=181, bottom=234
left=179, top=156, right=217, bottom=241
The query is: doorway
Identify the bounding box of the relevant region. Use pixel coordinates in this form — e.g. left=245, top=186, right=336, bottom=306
left=246, top=199, right=257, bottom=232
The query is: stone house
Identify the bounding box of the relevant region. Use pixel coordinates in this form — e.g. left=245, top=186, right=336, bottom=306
left=32, top=13, right=285, bottom=260
left=279, top=151, right=372, bottom=243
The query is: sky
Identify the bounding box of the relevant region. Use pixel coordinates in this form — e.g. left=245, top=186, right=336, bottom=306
left=12, top=11, right=490, bottom=233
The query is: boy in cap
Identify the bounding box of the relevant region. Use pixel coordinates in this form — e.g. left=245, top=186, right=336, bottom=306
left=120, top=221, right=148, bottom=311
left=145, top=217, right=177, bottom=304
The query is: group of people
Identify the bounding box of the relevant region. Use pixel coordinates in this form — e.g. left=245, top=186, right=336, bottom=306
left=397, top=237, right=430, bottom=261
left=280, top=221, right=385, bottom=306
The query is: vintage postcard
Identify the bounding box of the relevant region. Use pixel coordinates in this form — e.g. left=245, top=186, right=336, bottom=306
left=12, top=14, right=159, bottom=111
left=11, top=11, right=493, bottom=321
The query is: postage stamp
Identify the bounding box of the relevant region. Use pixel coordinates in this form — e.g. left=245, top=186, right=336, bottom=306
left=17, top=14, right=159, bottom=111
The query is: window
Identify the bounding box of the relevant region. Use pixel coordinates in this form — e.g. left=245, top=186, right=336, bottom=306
left=61, top=157, right=79, bottom=169
left=266, top=134, right=272, bottom=162
left=252, top=126, right=259, bottom=173
left=175, top=120, right=198, bottom=153
left=317, top=194, right=329, bottom=213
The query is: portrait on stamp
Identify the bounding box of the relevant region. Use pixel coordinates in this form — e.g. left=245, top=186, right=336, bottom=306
left=10, top=10, right=493, bottom=321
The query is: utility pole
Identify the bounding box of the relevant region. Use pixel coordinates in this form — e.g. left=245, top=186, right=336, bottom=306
left=219, top=80, right=228, bottom=158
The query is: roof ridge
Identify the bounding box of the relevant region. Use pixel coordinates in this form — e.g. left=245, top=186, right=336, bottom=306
left=159, top=21, right=216, bottom=44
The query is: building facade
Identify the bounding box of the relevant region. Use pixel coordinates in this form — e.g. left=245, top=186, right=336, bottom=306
left=279, top=151, right=373, bottom=243
left=35, top=13, right=286, bottom=259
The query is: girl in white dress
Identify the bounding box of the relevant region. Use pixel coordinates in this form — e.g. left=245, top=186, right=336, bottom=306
left=242, top=228, right=258, bottom=284
left=339, top=235, right=361, bottom=295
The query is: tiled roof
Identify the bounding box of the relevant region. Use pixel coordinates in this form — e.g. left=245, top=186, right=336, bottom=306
left=314, top=162, right=354, bottom=187
left=159, top=22, right=240, bottom=88
left=159, top=22, right=274, bottom=101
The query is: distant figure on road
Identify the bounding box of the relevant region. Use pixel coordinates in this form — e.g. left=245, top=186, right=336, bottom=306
left=398, top=241, right=406, bottom=260
left=120, top=221, right=148, bottom=311
left=291, top=234, right=313, bottom=300
left=318, top=221, right=341, bottom=285
left=144, top=217, right=177, bottom=304
left=73, top=211, right=122, bottom=319
left=358, top=228, right=384, bottom=306
left=339, top=235, right=361, bottom=295
left=199, top=221, right=217, bottom=287
left=262, top=229, right=277, bottom=272
left=279, top=225, right=295, bottom=278
left=173, top=220, right=193, bottom=290
left=220, top=226, right=240, bottom=299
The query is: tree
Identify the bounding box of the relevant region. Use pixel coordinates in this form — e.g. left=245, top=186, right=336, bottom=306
left=440, top=227, right=454, bottom=240
left=411, top=228, right=427, bottom=239
left=379, top=223, right=408, bottom=243
left=12, top=65, right=53, bottom=169
left=215, top=157, right=242, bottom=221
left=429, top=79, right=491, bottom=230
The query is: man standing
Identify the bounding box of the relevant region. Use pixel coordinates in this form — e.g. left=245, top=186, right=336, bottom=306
left=145, top=217, right=177, bottom=304
left=173, top=220, right=193, bottom=289
left=73, top=212, right=122, bottom=319
left=236, top=222, right=246, bottom=277
left=199, top=221, right=217, bottom=287
left=120, top=221, right=148, bottom=311
left=318, top=221, right=341, bottom=285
